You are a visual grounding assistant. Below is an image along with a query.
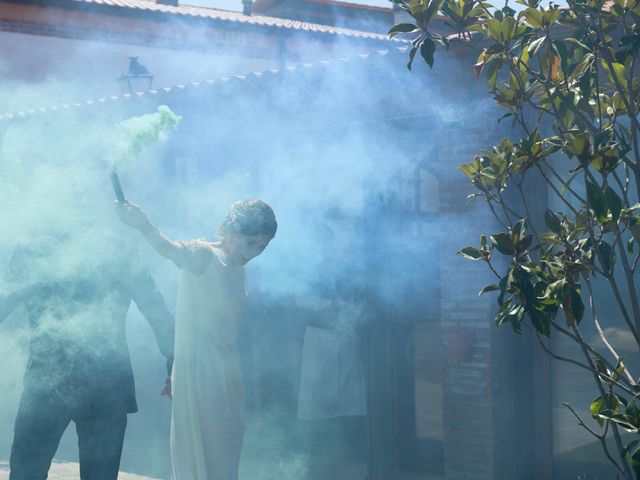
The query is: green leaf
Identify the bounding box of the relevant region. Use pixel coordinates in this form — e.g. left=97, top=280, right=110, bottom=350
left=587, top=181, right=608, bottom=221
left=479, top=284, right=499, bottom=295
left=519, top=7, right=543, bottom=28
left=459, top=246, right=483, bottom=260
left=512, top=268, right=535, bottom=305
left=497, top=274, right=509, bottom=305
left=491, top=232, right=515, bottom=255
left=527, top=36, right=547, bottom=55
left=487, top=18, right=502, bottom=41
left=540, top=232, right=561, bottom=244
left=407, top=44, right=419, bottom=71
left=544, top=209, right=562, bottom=233
left=552, top=40, right=569, bottom=72
left=610, top=62, right=629, bottom=91
left=485, top=58, right=502, bottom=90
left=423, top=0, right=444, bottom=24
left=568, top=287, right=584, bottom=325
left=571, top=53, right=594, bottom=79
left=409, top=0, right=423, bottom=16
left=605, top=187, right=623, bottom=222
left=579, top=65, right=592, bottom=99
left=604, top=412, right=639, bottom=431
left=518, top=234, right=533, bottom=252
left=627, top=439, right=640, bottom=477
left=543, top=8, right=560, bottom=25
left=572, top=132, right=591, bottom=163
left=544, top=278, right=566, bottom=300
left=474, top=50, right=488, bottom=79
left=626, top=400, right=639, bottom=421
left=511, top=218, right=527, bottom=246
left=591, top=395, right=606, bottom=426
left=389, top=23, right=418, bottom=37
left=459, top=162, right=479, bottom=177
left=528, top=307, right=550, bottom=336
left=421, top=37, right=436, bottom=68
left=501, top=16, right=517, bottom=43
left=598, top=241, right=615, bottom=272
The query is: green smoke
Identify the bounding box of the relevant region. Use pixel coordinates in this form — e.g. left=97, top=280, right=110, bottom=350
left=110, top=105, right=182, bottom=168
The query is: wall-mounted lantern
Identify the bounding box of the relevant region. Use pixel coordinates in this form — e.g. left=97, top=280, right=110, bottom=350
left=118, top=57, right=153, bottom=94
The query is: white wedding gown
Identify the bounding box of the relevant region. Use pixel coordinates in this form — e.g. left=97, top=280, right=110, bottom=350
left=170, top=242, right=246, bottom=480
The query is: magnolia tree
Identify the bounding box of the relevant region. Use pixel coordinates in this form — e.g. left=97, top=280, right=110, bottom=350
left=390, top=0, right=640, bottom=477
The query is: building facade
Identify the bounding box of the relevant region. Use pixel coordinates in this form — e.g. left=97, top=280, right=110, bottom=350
left=0, top=2, right=613, bottom=480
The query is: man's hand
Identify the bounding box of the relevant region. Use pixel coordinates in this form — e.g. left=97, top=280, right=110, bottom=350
left=161, top=376, right=172, bottom=399
left=114, top=201, right=153, bottom=234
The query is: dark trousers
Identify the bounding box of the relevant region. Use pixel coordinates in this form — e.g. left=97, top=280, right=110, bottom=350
left=9, top=391, right=128, bottom=480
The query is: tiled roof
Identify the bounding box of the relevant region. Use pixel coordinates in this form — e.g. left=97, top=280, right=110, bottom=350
left=0, top=47, right=410, bottom=122
left=41, top=0, right=394, bottom=40
left=253, top=0, right=393, bottom=14
left=304, top=0, right=392, bottom=12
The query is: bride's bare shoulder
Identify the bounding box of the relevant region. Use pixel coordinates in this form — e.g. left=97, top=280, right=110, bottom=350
left=177, top=239, right=215, bottom=275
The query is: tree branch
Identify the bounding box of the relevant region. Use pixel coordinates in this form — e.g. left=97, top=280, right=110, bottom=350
left=585, top=278, right=636, bottom=385
left=563, top=402, right=627, bottom=477
left=572, top=323, right=634, bottom=479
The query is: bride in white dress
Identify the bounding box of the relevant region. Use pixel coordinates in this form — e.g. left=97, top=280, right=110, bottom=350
left=115, top=199, right=277, bottom=480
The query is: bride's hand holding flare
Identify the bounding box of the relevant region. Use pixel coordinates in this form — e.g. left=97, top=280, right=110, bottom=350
left=114, top=200, right=154, bottom=234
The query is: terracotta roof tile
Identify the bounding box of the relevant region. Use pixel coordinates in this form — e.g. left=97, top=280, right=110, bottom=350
left=55, top=0, right=393, bottom=39
left=253, top=0, right=392, bottom=14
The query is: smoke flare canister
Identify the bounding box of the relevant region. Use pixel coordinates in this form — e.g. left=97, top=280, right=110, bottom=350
left=111, top=168, right=126, bottom=202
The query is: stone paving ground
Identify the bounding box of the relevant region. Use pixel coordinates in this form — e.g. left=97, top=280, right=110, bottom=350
left=0, top=460, right=160, bottom=480
left=0, top=459, right=441, bottom=479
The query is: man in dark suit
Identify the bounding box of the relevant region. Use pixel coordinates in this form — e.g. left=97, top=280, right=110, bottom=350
left=1, top=235, right=174, bottom=480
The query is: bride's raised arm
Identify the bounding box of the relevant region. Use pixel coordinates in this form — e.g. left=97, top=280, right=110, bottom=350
left=114, top=200, right=212, bottom=275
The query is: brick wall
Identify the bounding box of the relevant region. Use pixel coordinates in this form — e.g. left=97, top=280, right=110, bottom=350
left=429, top=50, right=522, bottom=479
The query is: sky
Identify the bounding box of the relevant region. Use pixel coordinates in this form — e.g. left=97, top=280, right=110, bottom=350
left=185, top=0, right=392, bottom=10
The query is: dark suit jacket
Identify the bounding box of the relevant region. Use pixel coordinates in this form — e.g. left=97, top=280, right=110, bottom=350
left=1, top=240, right=174, bottom=417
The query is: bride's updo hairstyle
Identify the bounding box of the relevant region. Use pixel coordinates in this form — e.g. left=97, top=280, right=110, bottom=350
left=217, top=199, right=277, bottom=239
